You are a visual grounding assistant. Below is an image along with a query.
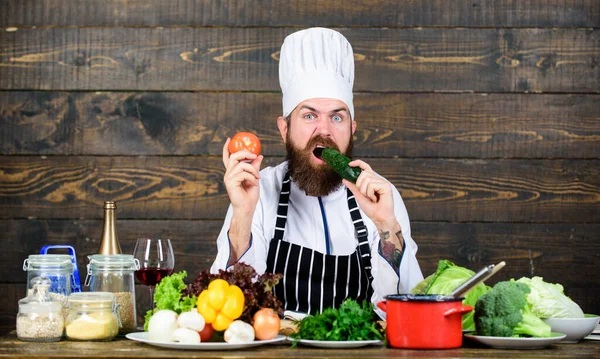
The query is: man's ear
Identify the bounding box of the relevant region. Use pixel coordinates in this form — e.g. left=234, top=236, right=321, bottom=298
left=277, top=116, right=288, bottom=143
left=351, top=118, right=357, bottom=135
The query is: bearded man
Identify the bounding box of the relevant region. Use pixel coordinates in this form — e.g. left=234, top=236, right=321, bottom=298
left=211, top=28, right=423, bottom=318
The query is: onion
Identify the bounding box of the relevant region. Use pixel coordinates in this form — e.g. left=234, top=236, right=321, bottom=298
left=252, top=308, right=280, bottom=340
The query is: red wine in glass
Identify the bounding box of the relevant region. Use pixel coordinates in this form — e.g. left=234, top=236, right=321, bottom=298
left=135, top=267, right=174, bottom=286
left=133, top=238, right=175, bottom=315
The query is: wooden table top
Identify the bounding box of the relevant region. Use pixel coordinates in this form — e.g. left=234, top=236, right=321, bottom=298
left=1, top=333, right=598, bottom=359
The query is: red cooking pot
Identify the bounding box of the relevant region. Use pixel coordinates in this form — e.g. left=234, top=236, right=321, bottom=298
left=378, top=294, right=472, bottom=349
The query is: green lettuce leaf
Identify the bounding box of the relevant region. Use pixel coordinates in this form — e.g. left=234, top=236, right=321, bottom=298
left=516, top=276, right=584, bottom=318
left=423, top=259, right=454, bottom=294
left=143, top=270, right=197, bottom=331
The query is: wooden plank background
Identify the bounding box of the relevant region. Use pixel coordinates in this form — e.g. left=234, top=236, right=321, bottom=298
left=1, top=28, right=599, bottom=92
left=1, top=0, right=599, bottom=333
left=1, top=0, right=599, bottom=27
left=1, top=92, right=598, bottom=158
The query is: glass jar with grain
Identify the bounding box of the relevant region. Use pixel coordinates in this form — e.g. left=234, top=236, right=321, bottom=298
left=85, top=254, right=139, bottom=333
left=17, top=277, right=64, bottom=342
left=65, top=292, right=120, bottom=341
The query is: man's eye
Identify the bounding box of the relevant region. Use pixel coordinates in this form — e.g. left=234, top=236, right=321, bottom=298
left=304, top=114, right=315, bottom=120
left=332, top=115, right=343, bottom=123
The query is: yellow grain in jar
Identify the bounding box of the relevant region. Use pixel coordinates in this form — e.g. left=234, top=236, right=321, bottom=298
left=66, top=292, right=120, bottom=341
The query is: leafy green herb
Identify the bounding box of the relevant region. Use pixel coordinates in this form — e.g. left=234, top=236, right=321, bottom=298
left=143, top=270, right=197, bottom=331
left=290, top=300, right=384, bottom=343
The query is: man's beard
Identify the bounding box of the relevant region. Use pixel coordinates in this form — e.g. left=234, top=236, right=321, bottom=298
left=286, top=133, right=354, bottom=197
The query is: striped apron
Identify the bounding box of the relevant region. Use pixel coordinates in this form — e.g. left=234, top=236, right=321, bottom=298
left=265, top=172, right=374, bottom=314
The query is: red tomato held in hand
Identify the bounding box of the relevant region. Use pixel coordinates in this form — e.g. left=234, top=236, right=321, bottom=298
left=199, top=322, right=215, bottom=342
left=228, top=132, right=261, bottom=156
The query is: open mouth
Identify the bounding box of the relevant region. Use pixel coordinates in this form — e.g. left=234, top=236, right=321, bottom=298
left=313, top=146, right=325, bottom=159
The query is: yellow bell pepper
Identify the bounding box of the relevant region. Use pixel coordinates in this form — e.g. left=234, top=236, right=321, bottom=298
left=196, top=279, right=245, bottom=331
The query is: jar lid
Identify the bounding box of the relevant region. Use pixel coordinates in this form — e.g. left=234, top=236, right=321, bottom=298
left=68, top=292, right=115, bottom=305
left=23, top=254, right=74, bottom=271
left=18, top=277, right=63, bottom=314
left=87, top=254, right=139, bottom=270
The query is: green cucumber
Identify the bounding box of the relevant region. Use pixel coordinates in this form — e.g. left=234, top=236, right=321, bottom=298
left=321, top=148, right=361, bottom=183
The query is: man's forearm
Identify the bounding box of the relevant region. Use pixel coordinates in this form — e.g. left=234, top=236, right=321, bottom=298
left=377, top=220, right=404, bottom=274
left=227, top=211, right=253, bottom=266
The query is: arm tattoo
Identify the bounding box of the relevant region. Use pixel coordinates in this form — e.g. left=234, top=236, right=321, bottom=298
left=395, top=230, right=404, bottom=248
left=379, top=230, right=404, bottom=274
left=380, top=230, right=390, bottom=241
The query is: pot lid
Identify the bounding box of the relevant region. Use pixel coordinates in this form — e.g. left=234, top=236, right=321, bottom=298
left=385, top=294, right=464, bottom=302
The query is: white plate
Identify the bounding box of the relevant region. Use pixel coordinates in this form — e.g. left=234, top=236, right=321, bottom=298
left=584, top=324, right=600, bottom=340
left=125, top=332, right=287, bottom=350
left=464, top=332, right=566, bottom=349
left=291, top=338, right=383, bottom=348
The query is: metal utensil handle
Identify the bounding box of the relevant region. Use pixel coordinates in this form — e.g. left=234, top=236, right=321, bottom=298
left=450, top=264, right=494, bottom=298
left=479, top=261, right=506, bottom=284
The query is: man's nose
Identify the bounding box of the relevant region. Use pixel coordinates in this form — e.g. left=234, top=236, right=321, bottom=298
left=314, top=117, right=332, bottom=137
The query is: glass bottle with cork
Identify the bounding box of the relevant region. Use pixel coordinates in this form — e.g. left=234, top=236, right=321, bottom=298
left=98, top=201, right=121, bottom=255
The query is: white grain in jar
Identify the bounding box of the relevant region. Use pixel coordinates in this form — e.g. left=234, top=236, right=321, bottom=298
left=17, top=312, right=64, bottom=342
left=17, top=277, right=64, bottom=342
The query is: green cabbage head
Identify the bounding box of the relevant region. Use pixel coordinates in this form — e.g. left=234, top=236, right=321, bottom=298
left=516, top=276, right=584, bottom=318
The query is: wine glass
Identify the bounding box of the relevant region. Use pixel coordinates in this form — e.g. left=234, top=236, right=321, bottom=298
left=133, top=238, right=175, bottom=312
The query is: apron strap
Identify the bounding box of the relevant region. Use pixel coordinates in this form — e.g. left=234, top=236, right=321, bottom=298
left=346, top=189, right=374, bottom=284
left=273, top=172, right=291, bottom=241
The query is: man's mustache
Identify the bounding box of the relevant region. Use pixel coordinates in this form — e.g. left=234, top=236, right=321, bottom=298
left=305, top=136, right=339, bottom=152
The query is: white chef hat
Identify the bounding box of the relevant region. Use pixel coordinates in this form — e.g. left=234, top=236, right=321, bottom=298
left=279, top=27, right=355, bottom=120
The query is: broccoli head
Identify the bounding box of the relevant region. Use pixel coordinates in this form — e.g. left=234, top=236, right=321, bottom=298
left=475, top=281, right=551, bottom=338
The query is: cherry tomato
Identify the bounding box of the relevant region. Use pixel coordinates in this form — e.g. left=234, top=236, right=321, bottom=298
left=252, top=308, right=280, bottom=340
left=228, top=132, right=261, bottom=156
left=199, top=322, right=215, bottom=342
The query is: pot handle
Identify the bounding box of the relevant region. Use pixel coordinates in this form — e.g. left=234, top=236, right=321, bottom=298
left=443, top=305, right=473, bottom=317
left=377, top=301, right=387, bottom=313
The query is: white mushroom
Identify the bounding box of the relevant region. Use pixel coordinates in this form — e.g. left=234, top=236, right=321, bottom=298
left=177, top=310, right=205, bottom=332
left=172, top=327, right=201, bottom=344
left=148, top=310, right=179, bottom=342
left=224, top=320, right=255, bottom=344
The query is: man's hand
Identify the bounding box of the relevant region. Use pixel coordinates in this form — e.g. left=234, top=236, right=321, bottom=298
left=223, top=138, right=263, bottom=213
left=222, top=138, right=263, bottom=264
left=343, top=160, right=394, bottom=227
left=343, top=160, right=404, bottom=273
